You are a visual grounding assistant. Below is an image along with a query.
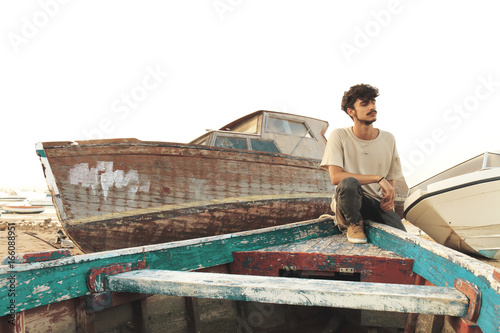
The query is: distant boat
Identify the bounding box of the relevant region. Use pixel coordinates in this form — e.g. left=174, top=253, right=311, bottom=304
left=0, top=191, right=27, bottom=203
left=29, top=192, right=54, bottom=206
left=1, top=205, right=45, bottom=214
left=36, top=110, right=409, bottom=252
left=404, top=152, right=500, bottom=259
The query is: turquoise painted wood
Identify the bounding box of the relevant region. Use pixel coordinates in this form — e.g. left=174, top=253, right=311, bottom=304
left=366, top=221, right=500, bottom=333
left=0, top=218, right=336, bottom=316
left=106, top=269, right=469, bottom=316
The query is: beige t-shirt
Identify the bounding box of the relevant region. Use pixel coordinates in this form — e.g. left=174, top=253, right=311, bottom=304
left=320, top=127, right=404, bottom=202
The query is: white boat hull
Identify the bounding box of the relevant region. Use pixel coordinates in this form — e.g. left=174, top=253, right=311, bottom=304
left=1, top=205, right=46, bottom=214
left=404, top=168, right=500, bottom=259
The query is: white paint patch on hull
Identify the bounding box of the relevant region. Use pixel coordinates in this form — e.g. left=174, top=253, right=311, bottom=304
left=69, top=161, right=150, bottom=199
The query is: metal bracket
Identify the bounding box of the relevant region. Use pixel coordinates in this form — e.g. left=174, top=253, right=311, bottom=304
left=87, top=261, right=148, bottom=293
left=282, top=265, right=297, bottom=271
left=454, top=278, right=481, bottom=322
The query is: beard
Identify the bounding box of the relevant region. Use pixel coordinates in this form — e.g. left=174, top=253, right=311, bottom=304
left=353, top=111, right=376, bottom=125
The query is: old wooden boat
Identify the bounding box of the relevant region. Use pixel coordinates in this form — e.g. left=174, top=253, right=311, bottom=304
left=404, top=152, right=500, bottom=259
left=1, top=217, right=498, bottom=332
left=35, top=110, right=408, bottom=253
left=1, top=205, right=45, bottom=214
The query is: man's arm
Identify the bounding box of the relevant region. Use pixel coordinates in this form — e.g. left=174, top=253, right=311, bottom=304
left=328, top=165, right=395, bottom=212
left=327, top=165, right=380, bottom=185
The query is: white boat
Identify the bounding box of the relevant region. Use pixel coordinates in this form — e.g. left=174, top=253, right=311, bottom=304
left=29, top=192, right=54, bottom=206
left=1, top=205, right=45, bottom=214
left=404, top=152, right=500, bottom=259
left=0, top=191, right=27, bottom=204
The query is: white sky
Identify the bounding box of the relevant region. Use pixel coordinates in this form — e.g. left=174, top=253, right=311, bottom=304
left=1, top=0, right=499, bottom=189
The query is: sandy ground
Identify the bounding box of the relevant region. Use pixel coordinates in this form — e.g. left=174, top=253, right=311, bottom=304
left=0, top=206, right=84, bottom=258
left=1, top=210, right=498, bottom=269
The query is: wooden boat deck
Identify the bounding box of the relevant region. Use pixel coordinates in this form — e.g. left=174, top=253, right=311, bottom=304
left=2, top=218, right=499, bottom=333
left=257, top=232, right=402, bottom=257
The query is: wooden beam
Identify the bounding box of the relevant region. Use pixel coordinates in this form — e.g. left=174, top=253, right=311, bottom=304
left=106, top=270, right=469, bottom=317
left=75, top=298, right=94, bottom=333
left=14, top=311, right=24, bottom=333
left=184, top=297, right=199, bottom=333
left=131, top=298, right=150, bottom=333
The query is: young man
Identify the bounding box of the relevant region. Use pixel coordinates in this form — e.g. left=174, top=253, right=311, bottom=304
left=321, top=83, right=406, bottom=243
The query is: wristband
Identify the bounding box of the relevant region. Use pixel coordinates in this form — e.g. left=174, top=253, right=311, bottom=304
left=377, top=177, right=385, bottom=183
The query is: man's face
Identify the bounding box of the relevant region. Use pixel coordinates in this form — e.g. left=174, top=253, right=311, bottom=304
left=349, top=98, right=377, bottom=125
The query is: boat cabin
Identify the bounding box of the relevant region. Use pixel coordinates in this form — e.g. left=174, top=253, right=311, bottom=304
left=190, top=111, right=329, bottom=160
left=410, top=152, right=500, bottom=194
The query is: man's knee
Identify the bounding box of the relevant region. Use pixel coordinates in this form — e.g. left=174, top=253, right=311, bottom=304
left=338, top=177, right=361, bottom=193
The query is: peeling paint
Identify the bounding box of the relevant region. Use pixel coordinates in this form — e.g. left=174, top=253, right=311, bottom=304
left=69, top=161, right=150, bottom=199
left=33, top=285, right=50, bottom=293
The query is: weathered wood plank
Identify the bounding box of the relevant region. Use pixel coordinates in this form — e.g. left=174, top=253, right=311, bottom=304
left=106, top=270, right=468, bottom=316
left=131, top=298, right=149, bottom=333
left=367, top=221, right=500, bottom=333
left=231, top=251, right=415, bottom=284
left=0, top=219, right=336, bottom=316
left=75, top=297, right=94, bottom=333
left=65, top=194, right=333, bottom=252
left=257, top=233, right=402, bottom=259
left=304, top=236, right=338, bottom=253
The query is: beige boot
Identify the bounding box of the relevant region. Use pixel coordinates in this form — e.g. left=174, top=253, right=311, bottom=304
left=347, top=220, right=367, bottom=244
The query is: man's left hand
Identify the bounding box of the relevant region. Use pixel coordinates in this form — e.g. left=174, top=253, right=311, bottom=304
left=379, top=178, right=395, bottom=212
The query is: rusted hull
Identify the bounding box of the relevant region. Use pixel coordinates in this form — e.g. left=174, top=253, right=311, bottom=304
left=66, top=194, right=332, bottom=252
left=37, top=139, right=336, bottom=252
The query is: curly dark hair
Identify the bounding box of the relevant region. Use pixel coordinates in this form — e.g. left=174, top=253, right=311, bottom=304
left=341, top=84, right=379, bottom=115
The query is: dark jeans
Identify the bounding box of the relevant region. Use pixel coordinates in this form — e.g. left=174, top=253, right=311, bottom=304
left=335, top=177, right=406, bottom=231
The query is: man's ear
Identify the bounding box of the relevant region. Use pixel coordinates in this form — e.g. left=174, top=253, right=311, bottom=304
left=347, top=107, right=355, bottom=118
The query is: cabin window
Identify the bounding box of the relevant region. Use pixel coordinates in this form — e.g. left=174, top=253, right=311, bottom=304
left=214, top=137, right=248, bottom=150
left=250, top=139, right=280, bottom=153
left=190, top=132, right=212, bottom=146
left=485, top=153, right=500, bottom=168
left=230, top=116, right=259, bottom=134
left=191, top=137, right=208, bottom=145
left=266, top=117, right=312, bottom=138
